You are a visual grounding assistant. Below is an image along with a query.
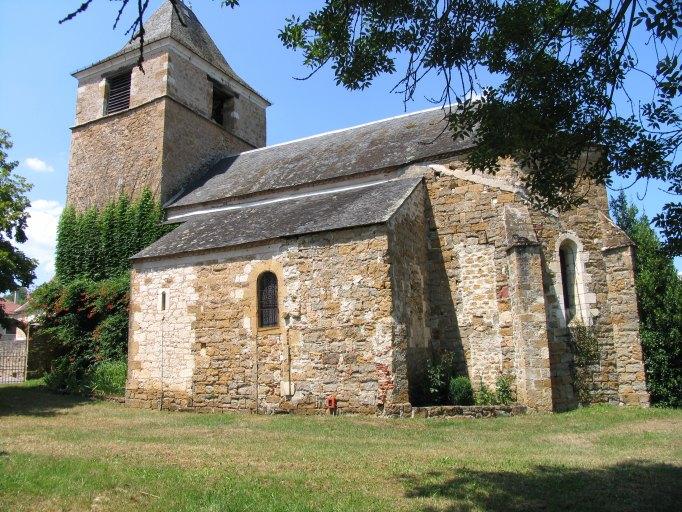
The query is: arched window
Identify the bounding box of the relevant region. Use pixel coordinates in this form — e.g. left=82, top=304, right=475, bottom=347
left=559, top=239, right=579, bottom=323
left=257, top=272, right=278, bottom=328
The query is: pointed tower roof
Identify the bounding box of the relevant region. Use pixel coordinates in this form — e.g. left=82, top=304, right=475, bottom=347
left=74, top=1, right=265, bottom=101
left=119, top=0, right=236, bottom=76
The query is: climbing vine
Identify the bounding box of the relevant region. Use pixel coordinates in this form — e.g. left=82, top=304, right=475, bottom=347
left=55, top=189, right=171, bottom=281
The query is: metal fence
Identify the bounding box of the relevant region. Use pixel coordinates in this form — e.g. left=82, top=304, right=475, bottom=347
left=0, top=334, right=28, bottom=384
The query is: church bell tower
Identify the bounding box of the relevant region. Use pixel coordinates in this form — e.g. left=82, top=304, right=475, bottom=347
left=66, top=0, right=269, bottom=211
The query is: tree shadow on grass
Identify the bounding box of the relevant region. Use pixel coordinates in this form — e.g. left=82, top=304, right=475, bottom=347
left=400, top=461, right=682, bottom=512
left=0, top=383, right=92, bottom=417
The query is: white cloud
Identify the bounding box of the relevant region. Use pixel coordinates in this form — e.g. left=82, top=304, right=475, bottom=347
left=23, top=157, right=54, bottom=173
left=19, top=199, right=63, bottom=286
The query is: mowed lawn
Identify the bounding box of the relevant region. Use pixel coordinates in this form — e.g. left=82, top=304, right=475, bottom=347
left=1, top=382, right=680, bottom=512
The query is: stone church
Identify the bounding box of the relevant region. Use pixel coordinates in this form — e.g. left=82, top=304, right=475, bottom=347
left=66, top=1, right=649, bottom=413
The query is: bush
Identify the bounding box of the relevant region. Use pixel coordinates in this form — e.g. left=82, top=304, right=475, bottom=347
left=426, top=353, right=457, bottom=404
left=31, top=275, right=130, bottom=394
left=43, top=358, right=88, bottom=394
left=31, top=190, right=172, bottom=396
left=55, top=189, right=171, bottom=281
left=495, top=376, right=515, bottom=405
left=475, top=376, right=516, bottom=405
left=475, top=381, right=498, bottom=405
left=641, top=329, right=682, bottom=407
left=610, top=193, right=682, bottom=407
left=449, top=376, right=474, bottom=405
left=88, top=360, right=127, bottom=397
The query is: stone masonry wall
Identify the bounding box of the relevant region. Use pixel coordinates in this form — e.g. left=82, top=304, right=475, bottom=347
left=67, top=100, right=166, bottom=210
left=420, top=157, right=647, bottom=409
left=127, top=265, right=199, bottom=409
left=422, top=162, right=514, bottom=391
left=127, top=225, right=406, bottom=414
left=529, top=180, right=633, bottom=409
left=74, top=52, right=169, bottom=126
left=161, top=99, right=254, bottom=202
left=125, top=159, right=648, bottom=414
left=387, top=184, right=431, bottom=402
left=68, top=48, right=264, bottom=210
left=506, top=242, right=553, bottom=410
left=603, top=245, right=649, bottom=405
left=167, top=50, right=266, bottom=148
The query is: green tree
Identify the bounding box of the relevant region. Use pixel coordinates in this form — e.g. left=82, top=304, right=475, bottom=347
left=98, top=202, right=117, bottom=278
left=60, top=0, right=682, bottom=254
left=610, top=192, right=682, bottom=406
left=80, top=207, right=101, bottom=280
left=0, top=129, right=36, bottom=324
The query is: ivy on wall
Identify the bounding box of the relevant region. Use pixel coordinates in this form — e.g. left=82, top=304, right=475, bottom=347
left=55, top=190, right=170, bottom=281
left=32, top=189, right=173, bottom=393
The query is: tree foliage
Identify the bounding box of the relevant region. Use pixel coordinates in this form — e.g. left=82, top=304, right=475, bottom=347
left=60, top=0, right=680, bottom=253
left=0, top=129, right=36, bottom=325
left=0, top=129, right=36, bottom=292
left=610, top=192, right=681, bottom=407
left=277, top=0, right=682, bottom=253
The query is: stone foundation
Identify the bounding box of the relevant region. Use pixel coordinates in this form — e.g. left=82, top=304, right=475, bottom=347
left=382, top=403, right=528, bottom=418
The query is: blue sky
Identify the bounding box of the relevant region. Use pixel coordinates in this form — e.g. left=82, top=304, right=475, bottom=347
left=0, top=0, right=678, bottom=285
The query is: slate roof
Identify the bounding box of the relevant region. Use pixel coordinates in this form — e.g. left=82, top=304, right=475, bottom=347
left=74, top=1, right=263, bottom=100
left=169, top=107, right=473, bottom=211
left=133, top=177, right=422, bottom=260
left=0, top=300, right=20, bottom=316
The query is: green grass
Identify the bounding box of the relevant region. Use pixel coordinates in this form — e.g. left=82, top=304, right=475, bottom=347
left=0, top=381, right=680, bottom=511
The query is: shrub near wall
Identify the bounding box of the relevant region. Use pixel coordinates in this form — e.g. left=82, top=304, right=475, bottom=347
left=32, top=190, right=172, bottom=394
left=33, top=275, right=130, bottom=393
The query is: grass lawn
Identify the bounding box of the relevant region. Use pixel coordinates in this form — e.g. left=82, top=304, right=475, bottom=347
left=1, top=381, right=680, bottom=511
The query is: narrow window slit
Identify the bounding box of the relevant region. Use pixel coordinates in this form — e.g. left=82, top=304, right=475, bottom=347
left=257, top=272, right=278, bottom=328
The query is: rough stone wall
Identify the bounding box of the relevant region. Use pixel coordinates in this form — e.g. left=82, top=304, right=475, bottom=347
left=232, top=95, right=266, bottom=149
left=126, top=265, right=199, bottom=409
left=603, top=245, right=649, bottom=405
left=124, top=156, right=648, bottom=413
left=422, top=162, right=513, bottom=391
left=529, top=181, right=627, bottom=408
left=67, top=48, right=265, bottom=210
left=421, top=157, right=648, bottom=410
left=166, top=50, right=211, bottom=118
left=127, top=225, right=408, bottom=414
left=387, top=184, right=431, bottom=402
left=506, top=242, right=553, bottom=410
left=167, top=50, right=266, bottom=148
left=161, top=99, right=255, bottom=201
left=74, top=52, right=169, bottom=126
left=455, top=240, right=504, bottom=387
left=67, top=100, right=166, bottom=210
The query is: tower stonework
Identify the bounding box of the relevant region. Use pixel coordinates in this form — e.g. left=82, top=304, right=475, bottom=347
left=66, top=1, right=269, bottom=211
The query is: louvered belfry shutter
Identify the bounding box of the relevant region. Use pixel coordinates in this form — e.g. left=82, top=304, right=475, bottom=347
left=106, top=70, right=132, bottom=114
left=258, top=272, right=278, bottom=327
